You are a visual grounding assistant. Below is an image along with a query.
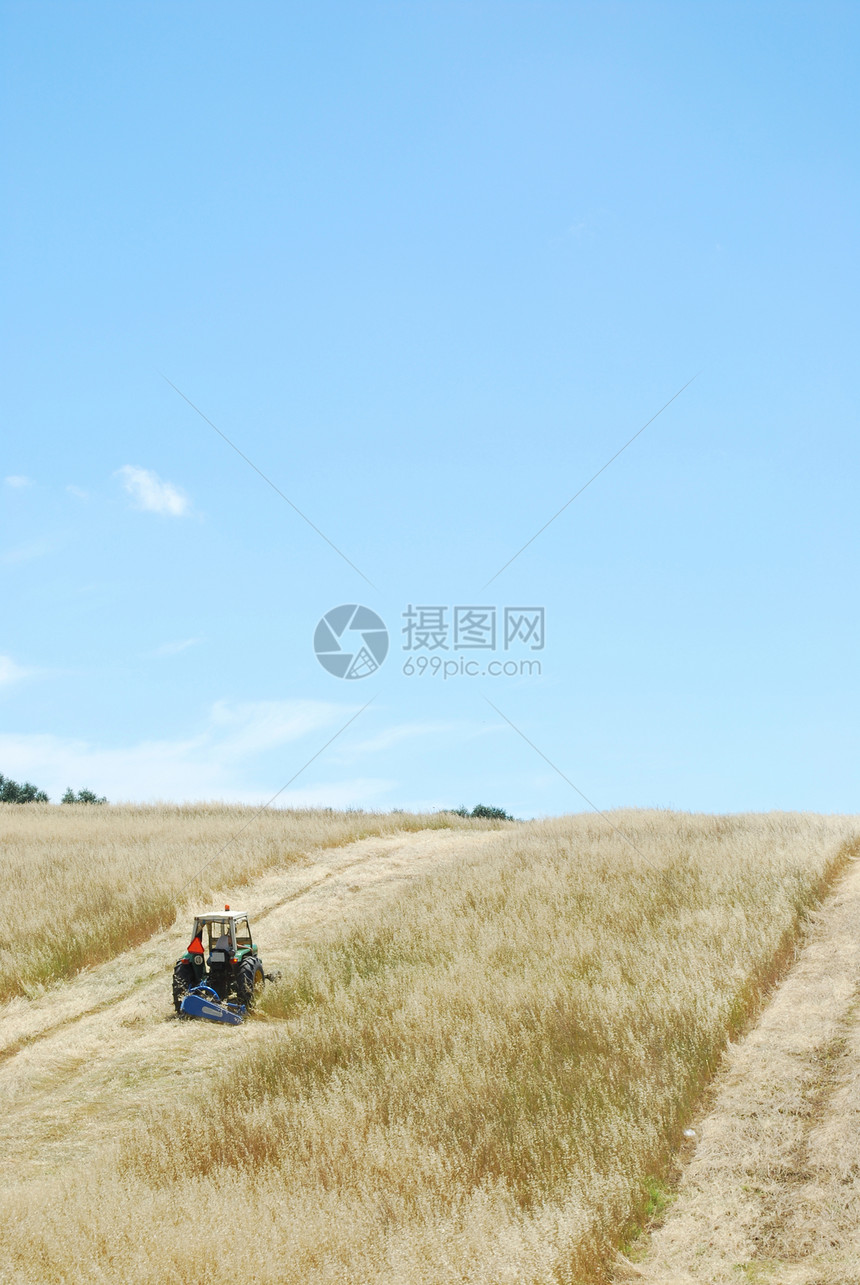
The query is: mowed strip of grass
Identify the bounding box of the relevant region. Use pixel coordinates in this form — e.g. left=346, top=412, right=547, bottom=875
left=4, top=812, right=857, bottom=1285
left=0, top=804, right=485, bottom=1000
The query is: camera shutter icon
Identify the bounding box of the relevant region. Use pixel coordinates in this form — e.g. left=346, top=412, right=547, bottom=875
left=314, top=605, right=389, bottom=680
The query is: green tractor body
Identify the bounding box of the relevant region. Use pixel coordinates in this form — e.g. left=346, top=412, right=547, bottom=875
left=172, top=908, right=265, bottom=1014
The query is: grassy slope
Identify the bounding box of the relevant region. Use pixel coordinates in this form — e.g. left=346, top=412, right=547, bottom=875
left=3, top=810, right=857, bottom=1285
left=0, top=803, right=486, bottom=1000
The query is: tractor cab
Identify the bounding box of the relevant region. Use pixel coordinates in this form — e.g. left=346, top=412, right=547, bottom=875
left=190, top=914, right=254, bottom=962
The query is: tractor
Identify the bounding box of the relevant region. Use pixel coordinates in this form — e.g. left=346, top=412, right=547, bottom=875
left=173, top=906, right=265, bottom=1023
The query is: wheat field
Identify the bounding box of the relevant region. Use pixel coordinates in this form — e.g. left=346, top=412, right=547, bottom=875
left=2, top=808, right=857, bottom=1284
left=0, top=803, right=487, bottom=1001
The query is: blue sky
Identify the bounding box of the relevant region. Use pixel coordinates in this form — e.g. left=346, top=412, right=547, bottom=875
left=2, top=1, right=858, bottom=815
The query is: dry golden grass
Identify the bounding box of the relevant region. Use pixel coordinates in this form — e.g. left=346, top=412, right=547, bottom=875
left=0, top=802, right=485, bottom=1000
left=1, top=809, right=857, bottom=1285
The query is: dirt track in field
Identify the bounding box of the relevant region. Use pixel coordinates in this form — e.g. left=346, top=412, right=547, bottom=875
left=0, top=828, right=496, bottom=1180
left=615, top=854, right=860, bottom=1285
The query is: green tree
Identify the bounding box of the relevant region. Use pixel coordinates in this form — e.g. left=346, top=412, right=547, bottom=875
left=445, top=804, right=515, bottom=821
left=0, top=773, right=49, bottom=803
left=469, top=804, right=514, bottom=821
left=61, top=787, right=107, bottom=805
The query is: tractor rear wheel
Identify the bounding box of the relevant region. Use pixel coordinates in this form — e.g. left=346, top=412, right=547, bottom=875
left=236, top=956, right=264, bottom=1010
left=172, top=960, right=196, bottom=1013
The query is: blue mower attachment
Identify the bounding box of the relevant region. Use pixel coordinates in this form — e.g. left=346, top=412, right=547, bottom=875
left=180, top=981, right=246, bottom=1025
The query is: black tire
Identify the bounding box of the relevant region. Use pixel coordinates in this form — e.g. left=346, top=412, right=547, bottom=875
left=236, top=956, right=264, bottom=1010
left=172, top=960, right=196, bottom=1013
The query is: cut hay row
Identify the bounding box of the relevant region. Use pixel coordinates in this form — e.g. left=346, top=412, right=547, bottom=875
left=0, top=803, right=490, bottom=1001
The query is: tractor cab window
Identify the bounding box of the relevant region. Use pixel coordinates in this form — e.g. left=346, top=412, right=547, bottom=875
left=203, top=920, right=232, bottom=951
left=234, top=918, right=252, bottom=948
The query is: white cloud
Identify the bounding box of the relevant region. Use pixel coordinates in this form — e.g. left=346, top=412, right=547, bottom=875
left=335, top=721, right=468, bottom=759
left=151, top=637, right=201, bottom=657
left=116, top=465, right=190, bottom=516
left=4, top=475, right=32, bottom=489
left=66, top=484, right=89, bottom=501
left=330, top=719, right=501, bottom=765
left=0, top=655, right=29, bottom=687
left=0, top=699, right=382, bottom=804
left=208, top=699, right=347, bottom=760
left=0, top=540, right=52, bottom=565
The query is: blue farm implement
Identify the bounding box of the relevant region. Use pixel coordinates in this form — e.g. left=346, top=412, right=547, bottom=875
left=179, top=981, right=246, bottom=1025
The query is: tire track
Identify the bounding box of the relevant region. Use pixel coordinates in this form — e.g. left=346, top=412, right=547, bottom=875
left=0, top=828, right=496, bottom=1179
left=0, top=834, right=425, bottom=1065
left=617, top=853, right=860, bottom=1284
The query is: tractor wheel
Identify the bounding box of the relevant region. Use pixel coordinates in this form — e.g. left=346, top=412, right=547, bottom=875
left=172, top=960, right=196, bottom=1013
left=236, top=957, right=264, bottom=1010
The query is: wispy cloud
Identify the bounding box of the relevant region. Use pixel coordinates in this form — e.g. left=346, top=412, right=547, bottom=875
left=151, top=637, right=201, bottom=657
left=4, top=475, right=32, bottom=489
left=0, top=655, right=30, bottom=687
left=207, top=699, right=347, bottom=760
left=0, top=540, right=53, bottom=565
left=331, top=720, right=488, bottom=763
left=116, top=465, right=190, bottom=516
left=0, top=699, right=381, bottom=804
left=66, top=484, right=89, bottom=501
